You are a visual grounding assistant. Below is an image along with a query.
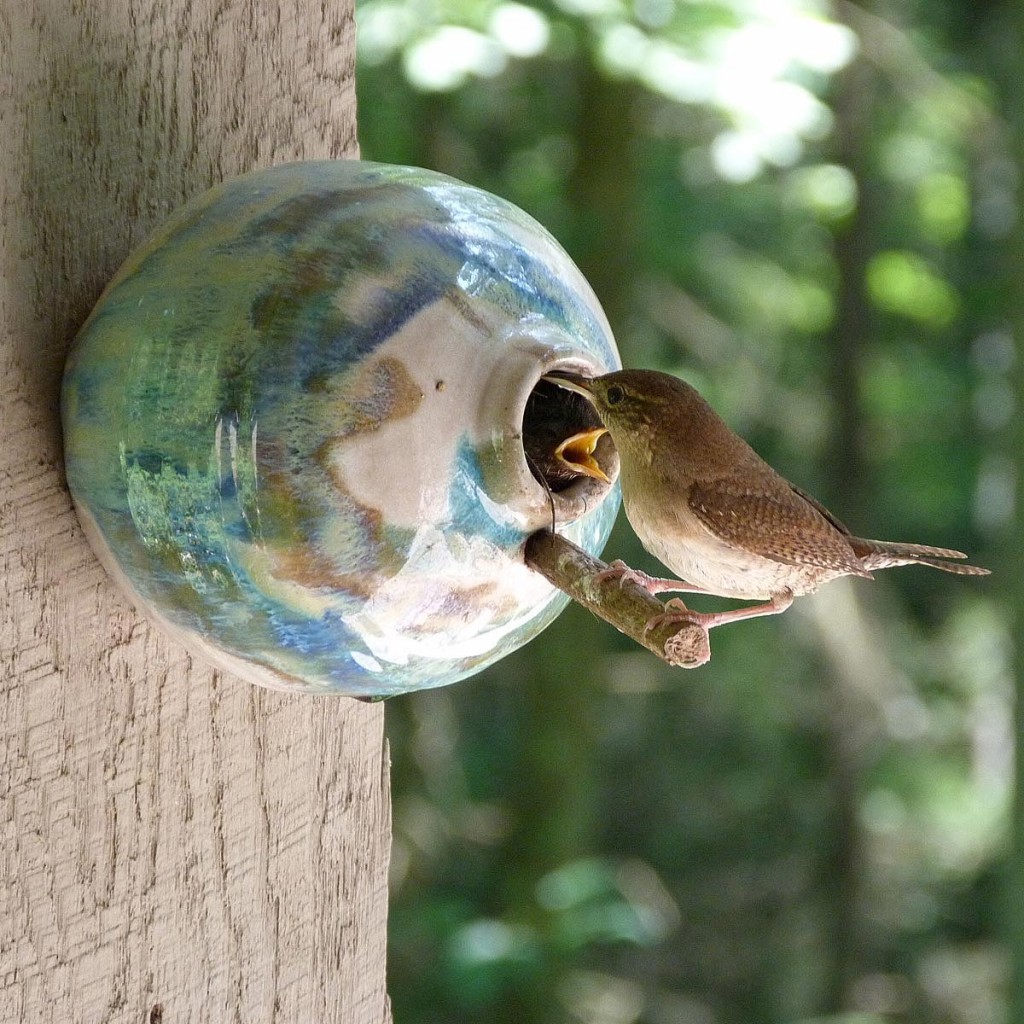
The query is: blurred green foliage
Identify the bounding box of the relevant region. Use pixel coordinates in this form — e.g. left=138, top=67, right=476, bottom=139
left=356, top=1, right=1019, bottom=1021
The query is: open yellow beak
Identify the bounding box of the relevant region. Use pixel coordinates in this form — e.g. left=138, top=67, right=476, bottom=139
left=553, top=426, right=610, bottom=483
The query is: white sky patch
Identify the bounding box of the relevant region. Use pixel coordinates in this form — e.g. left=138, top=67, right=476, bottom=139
left=489, top=3, right=550, bottom=58
left=641, top=42, right=712, bottom=104
left=710, top=131, right=763, bottom=183
left=404, top=26, right=507, bottom=92
left=790, top=16, right=858, bottom=73
left=598, top=22, right=649, bottom=77
left=357, top=1, right=416, bottom=64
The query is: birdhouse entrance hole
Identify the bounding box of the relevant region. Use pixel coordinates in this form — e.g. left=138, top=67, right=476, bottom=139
left=522, top=377, right=619, bottom=522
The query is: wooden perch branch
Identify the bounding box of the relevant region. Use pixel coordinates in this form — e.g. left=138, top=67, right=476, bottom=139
left=524, top=529, right=711, bottom=668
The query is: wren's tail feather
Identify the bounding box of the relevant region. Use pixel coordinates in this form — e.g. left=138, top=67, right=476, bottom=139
left=851, top=538, right=991, bottom=576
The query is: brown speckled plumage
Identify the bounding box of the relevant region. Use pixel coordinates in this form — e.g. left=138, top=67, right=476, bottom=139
left=543, top=368, right=989, bottom=631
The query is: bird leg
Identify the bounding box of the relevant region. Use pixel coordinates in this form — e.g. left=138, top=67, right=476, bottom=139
left=595, top=559, right=713, bottom=596
left=644, top=590, right=795, bottom=634
left=595, top=559, right=795, bottom=633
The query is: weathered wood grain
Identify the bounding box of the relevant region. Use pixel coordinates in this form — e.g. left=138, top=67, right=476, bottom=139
left=0, top=2, right=392, bottom=1021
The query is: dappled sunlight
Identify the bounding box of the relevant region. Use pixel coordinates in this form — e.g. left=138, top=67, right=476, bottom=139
left=357, top=0, right=1016, bottom=1020
left=358, top=0, right=856, bottom=181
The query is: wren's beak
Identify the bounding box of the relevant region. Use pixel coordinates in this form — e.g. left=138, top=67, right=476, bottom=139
left=541, top=372, right=610, bottom=483
left=541, top=370, right=596, bottom=402
left=553, top=427, right=610, bottom=483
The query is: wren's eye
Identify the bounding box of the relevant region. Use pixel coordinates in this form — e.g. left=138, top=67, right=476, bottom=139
left=605, top=384, right=626, bottom=406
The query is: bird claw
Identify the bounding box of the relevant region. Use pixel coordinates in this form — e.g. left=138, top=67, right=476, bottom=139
left=593, top=559, right=649, bottom=589
left=643, top=598, right=700, bottom=634
left=594, top=560, right=694, bottom=596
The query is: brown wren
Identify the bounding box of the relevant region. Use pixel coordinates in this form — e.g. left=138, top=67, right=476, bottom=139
left=544, top=369, right=990, bottom=632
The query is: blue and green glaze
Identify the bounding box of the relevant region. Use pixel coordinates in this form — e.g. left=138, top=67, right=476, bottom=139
left=63, top=161, right=621, bottom=696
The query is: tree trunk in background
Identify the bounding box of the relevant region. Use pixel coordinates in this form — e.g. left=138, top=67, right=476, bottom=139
left=0, top=3, right=392, bottom=1022
left=568, top=66, right=639, bottom=338
left=826, top=52, right=878, bottom=522
left=814, top=36, right=884, bottom=1012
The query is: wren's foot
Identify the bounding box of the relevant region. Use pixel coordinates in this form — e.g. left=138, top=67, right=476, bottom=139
left=595, top=560, right=710, bottom=596
left=644, top=590, right=796, bottom=634
left=593, top=559, right=650, bottom=589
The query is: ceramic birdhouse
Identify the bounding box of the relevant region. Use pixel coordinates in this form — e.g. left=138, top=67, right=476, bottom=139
left=62, top=160, right=621, bottom=696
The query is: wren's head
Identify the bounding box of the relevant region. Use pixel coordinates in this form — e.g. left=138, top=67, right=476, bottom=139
left=543, top=367, right=754, bottom=490
left=543, top=369, right=708, bottom=469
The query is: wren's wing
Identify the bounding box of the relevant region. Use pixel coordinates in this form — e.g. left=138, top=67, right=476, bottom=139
left=788, top=483, right=853, bottom=537
left=688, top=476, right=872, bottom=577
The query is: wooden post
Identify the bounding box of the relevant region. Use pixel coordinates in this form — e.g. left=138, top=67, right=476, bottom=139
left=0, top=3, right=392, bottom=1022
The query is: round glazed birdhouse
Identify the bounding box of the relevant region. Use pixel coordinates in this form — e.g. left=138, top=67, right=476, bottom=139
left=62, top=161, right=621, bottom=697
